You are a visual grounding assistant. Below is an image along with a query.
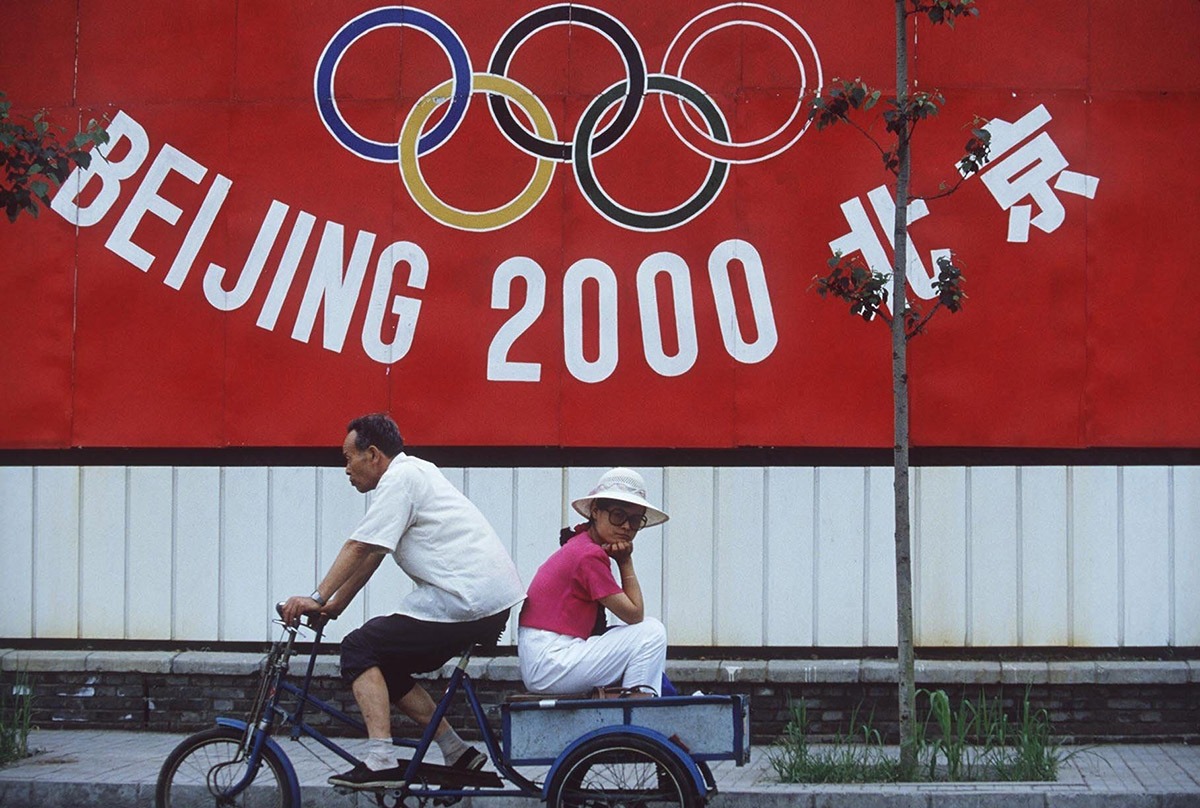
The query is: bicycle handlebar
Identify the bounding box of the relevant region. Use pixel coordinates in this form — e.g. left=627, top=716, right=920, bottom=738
left=274, top=601, right=332, bottom=631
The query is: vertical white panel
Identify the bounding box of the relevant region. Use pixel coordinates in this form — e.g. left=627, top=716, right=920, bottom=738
left=0, top=468, right=34, bottom=637
left=79, top=468, right=127, bottom=638
left=511, top=468, right=564, bottom=645
left=33, top=467, right=80, bottom=638
left=915, top=467, right=967, bottom=646
left=317, top=467, right=368, bottom=643
left=629, top=466, right=665, bottom=624
left=663, top=467, right=715, bottom=644
left=1175, top=467, right=1200, bottom=645
left=127, top=467, right=173, bottom=639
left=267, top=468, right=320, bottom=620
left=714, top=468, right=764, bottom=645
left=815, top=467, right=865, bottom=645
left=1123, top=466, right=1170, bottom=645
left=466, top=467, right=516, bottom=543
left=464, top=468, right=516, bottom=534
left=1072, top=466, right=1120, bottom=645
left=866, top=468, right=898, bottom=646
left=220, top=468, right=270, bottom=641
left=1020, top=467, right=1069, bottom=645
left=513, top=468, right=563, bottom=591
left=969, top=468, right=1018, bottom=645
left=174, top=468, right=221, bottom=640
left=765, top=468, right=814, bottom=645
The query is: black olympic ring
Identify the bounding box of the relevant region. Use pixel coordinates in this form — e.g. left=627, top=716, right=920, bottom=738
left=488, top=4, right=646, bottom=162
left=573, top=74, right=729, bottom=231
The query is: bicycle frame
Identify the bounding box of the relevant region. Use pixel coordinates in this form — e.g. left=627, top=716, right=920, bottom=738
left=219, top=617, right=541, bottom=804
left=171, top=613, right=745, bottom=808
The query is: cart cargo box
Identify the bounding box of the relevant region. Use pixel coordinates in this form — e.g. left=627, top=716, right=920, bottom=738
left=501, top=694, right=750, bottom=765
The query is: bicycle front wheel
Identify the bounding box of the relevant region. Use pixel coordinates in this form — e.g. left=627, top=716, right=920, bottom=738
left=155, top=726, right=296, bottom=808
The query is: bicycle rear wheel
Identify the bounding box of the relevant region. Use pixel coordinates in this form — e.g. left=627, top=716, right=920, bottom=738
left=155, top=726, right=295, bottom=808
left=547, top=732, right=701, bottom=807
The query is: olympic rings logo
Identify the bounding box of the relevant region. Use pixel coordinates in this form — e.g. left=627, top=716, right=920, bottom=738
left=314, top=4, right=822, bottom=232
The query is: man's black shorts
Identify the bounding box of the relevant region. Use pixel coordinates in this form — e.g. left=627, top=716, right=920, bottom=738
left=340, top=609, right=510, bottom=697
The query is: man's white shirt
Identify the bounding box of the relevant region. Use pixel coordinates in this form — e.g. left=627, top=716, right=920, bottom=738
left=348, top=453, right=525, bottom=621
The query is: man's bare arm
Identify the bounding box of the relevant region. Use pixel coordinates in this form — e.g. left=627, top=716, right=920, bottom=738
left=281, top=540, right=388, bottom=624
left=323, top=548, right=385, bottom=617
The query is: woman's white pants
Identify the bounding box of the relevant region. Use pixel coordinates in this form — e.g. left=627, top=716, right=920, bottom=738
left=518, top=618, right=667, bottom=695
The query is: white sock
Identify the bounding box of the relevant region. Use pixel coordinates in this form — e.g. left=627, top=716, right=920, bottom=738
left=435, top=727, right=469, bottom=765
left=364, top=738, right=395, bottom=771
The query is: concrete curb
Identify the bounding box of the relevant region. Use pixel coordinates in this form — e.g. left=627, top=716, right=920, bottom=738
left=0, top=730, right=1197, bottom=808
left=2, top=650, right=1195, bottom=687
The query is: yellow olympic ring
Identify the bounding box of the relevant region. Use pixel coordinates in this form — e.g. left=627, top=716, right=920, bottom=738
left=399, top=73, right=556, bottom=232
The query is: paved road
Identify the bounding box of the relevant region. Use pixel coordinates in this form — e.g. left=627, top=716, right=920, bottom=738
left=1, top=729, right=1198, bottom=806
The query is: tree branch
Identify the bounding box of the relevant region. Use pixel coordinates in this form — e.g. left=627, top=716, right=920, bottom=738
left=904, top=299, right=944, bottom=340
left=838, top=113, right=892, bottom=163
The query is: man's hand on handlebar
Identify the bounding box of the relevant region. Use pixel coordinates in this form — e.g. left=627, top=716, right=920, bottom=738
left=279, top=595, right=337, bottom=627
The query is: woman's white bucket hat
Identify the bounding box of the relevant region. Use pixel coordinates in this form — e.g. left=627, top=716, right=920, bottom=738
left=571, top=467, right=669, bottom=527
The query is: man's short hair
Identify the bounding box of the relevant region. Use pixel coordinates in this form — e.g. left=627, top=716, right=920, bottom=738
left=347, top=413, right=404, bottom=458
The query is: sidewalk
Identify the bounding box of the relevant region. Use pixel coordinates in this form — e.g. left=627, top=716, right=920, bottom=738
left=1, top=728, right=1197, bottom=807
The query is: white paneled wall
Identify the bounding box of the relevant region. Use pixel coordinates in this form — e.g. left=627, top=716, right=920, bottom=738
left=1, top=464, right=1197, bottom=647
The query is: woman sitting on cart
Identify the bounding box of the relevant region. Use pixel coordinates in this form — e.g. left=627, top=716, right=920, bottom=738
left=518, top=467, right=670, bottom=697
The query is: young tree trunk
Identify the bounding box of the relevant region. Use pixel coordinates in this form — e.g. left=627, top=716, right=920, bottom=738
left=892, top=0, right=918, bottom=771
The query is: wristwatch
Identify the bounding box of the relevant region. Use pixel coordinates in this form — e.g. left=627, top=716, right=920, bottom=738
left=309, top=589, right=327, bottom=606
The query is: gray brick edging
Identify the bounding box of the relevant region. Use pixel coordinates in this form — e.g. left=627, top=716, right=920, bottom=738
left=1, top=649, right=1194, bottom=686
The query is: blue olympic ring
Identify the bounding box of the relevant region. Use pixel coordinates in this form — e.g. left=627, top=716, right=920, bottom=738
left=314, top=6, right=471, bottom=162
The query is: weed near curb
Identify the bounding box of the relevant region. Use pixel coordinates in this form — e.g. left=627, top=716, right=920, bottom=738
left=0, top=670, right=34, bottom=766
left=770, top=687, right=1072, bottom=784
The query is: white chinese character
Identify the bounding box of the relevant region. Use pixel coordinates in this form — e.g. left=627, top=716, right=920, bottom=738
left=968, top=104, right=1099, bottom=243
left=829, top=184, right=950, bottom=303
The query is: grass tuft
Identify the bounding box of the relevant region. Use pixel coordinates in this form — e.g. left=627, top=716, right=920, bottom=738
left=0, top=670, right=35, bottom=766
left=769, top=701, right=910, bottom=783
left=771, top=687, right=1070, bottom=784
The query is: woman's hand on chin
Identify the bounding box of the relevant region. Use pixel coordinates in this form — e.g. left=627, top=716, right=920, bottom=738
left=603, top=539, right=633, bottom=561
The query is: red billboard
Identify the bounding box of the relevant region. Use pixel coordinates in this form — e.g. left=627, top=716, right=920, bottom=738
left=1, top=2, right=1197, bottom=448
